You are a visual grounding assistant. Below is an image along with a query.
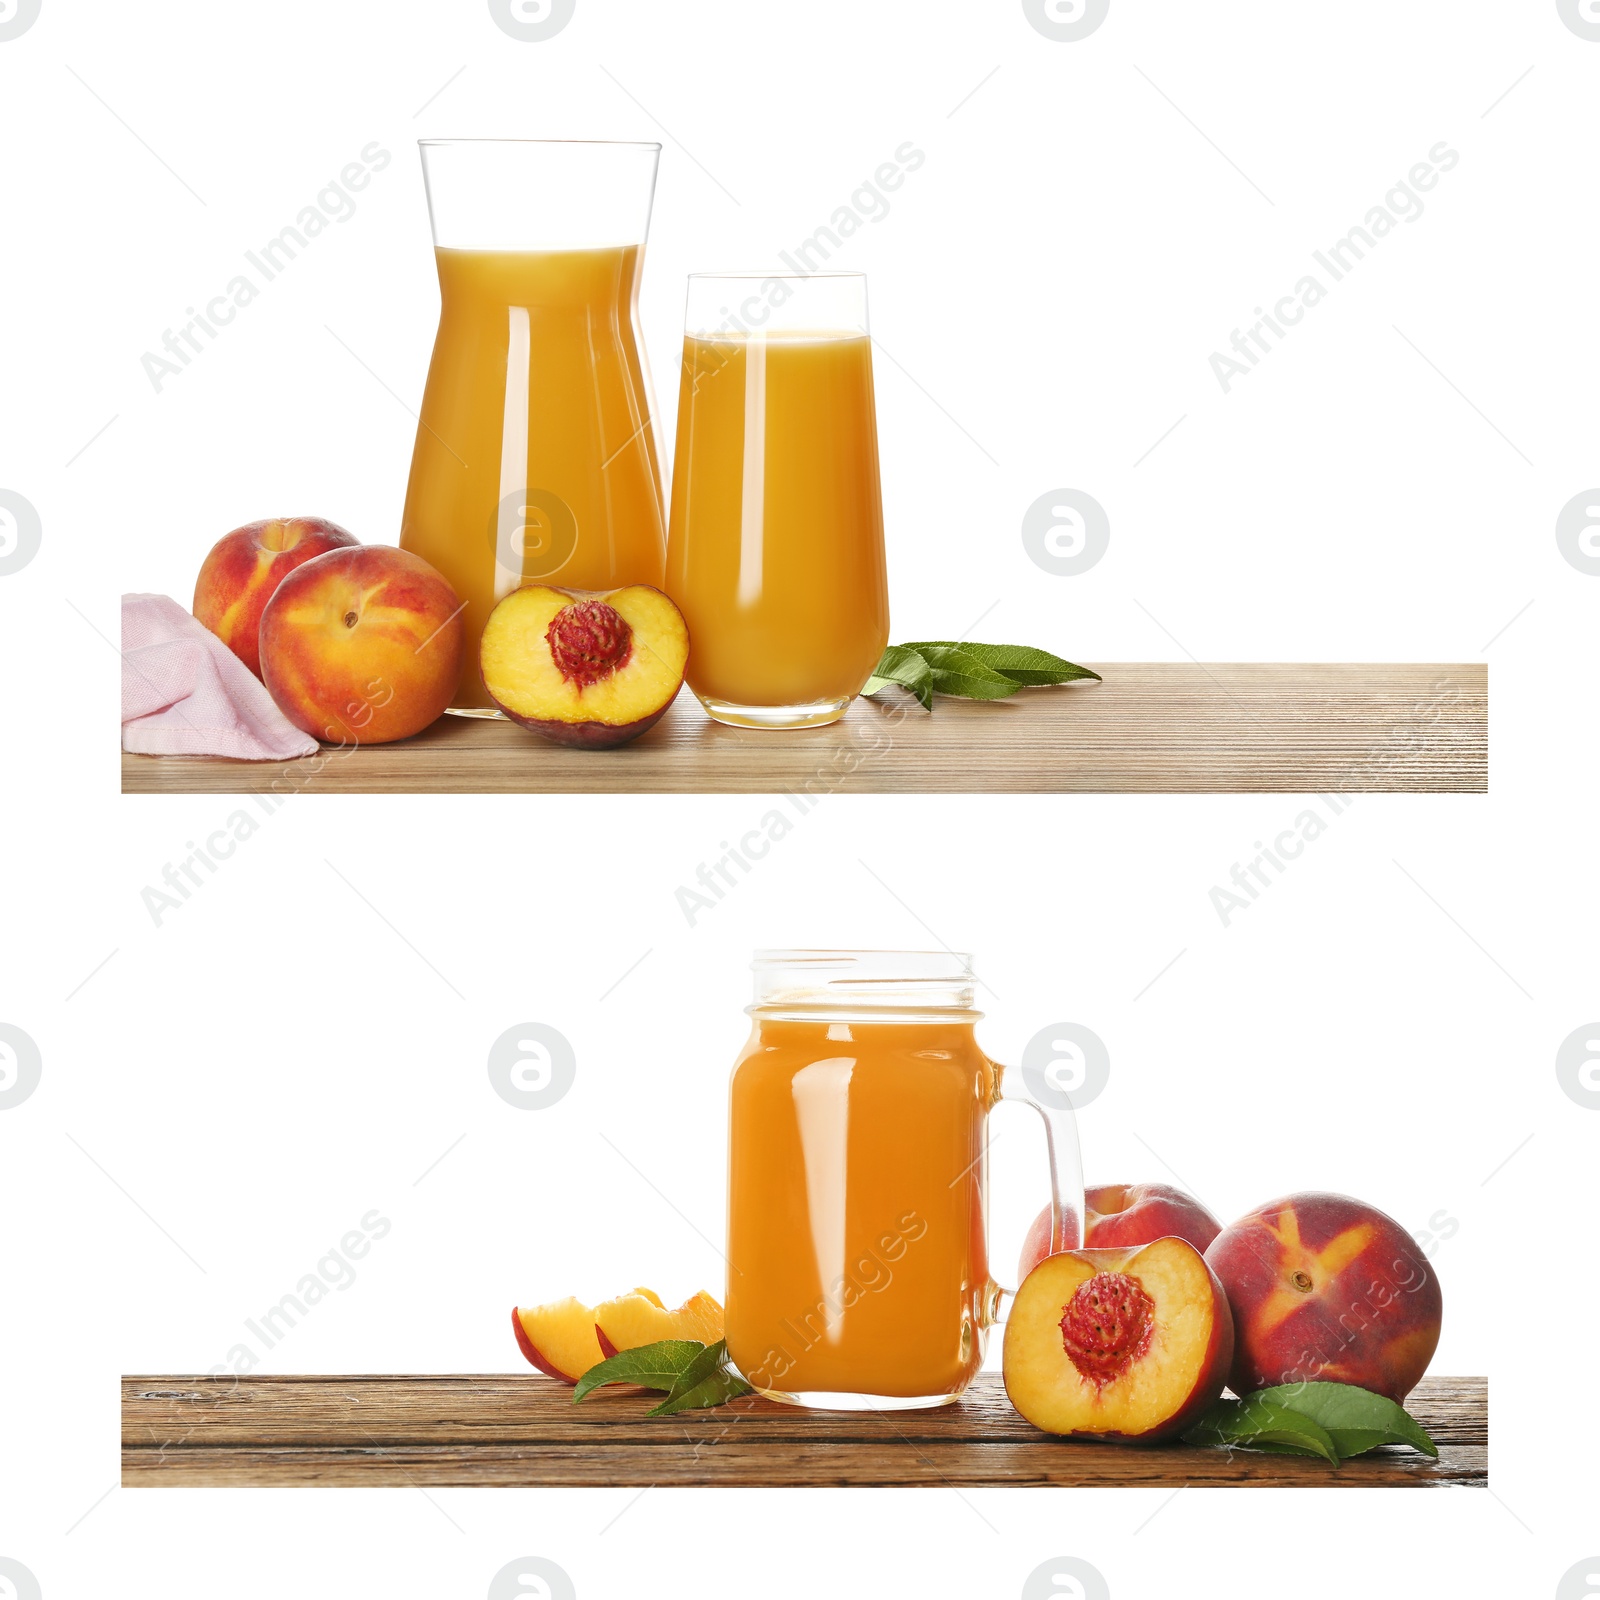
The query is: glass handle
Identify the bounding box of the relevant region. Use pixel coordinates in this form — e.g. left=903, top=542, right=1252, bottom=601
left=984, top=1063, right=1086, bottom=1327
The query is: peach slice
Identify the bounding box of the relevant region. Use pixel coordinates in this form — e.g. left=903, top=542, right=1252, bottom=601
left=479, top=584, right=688, bottom=748
left=512, top=1287, right=722, bottom=1383
left=512, top=1297, right=607, bottom=1384
left=595, top=1290, right=724, bottom=1358
left=1003, top=1237, right=1233, bottom=1442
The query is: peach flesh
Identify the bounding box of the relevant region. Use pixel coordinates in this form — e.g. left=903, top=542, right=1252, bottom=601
left=595, top=1290, right=724, bottom=1358
left=510, top=1304, right=572, bottom=1383
left=547, top=600, right=634, bottom=687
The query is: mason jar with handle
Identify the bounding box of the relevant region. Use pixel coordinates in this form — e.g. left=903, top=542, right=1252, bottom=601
left=724, top=950, right=1084, bottom=1409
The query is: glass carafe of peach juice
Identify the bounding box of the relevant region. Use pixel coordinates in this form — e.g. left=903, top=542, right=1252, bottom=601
left=726, top=952, right=1084, bottom=1411
left=400, top=140, right=666, bottom=715
left=665, top=273, right=889, bottom=729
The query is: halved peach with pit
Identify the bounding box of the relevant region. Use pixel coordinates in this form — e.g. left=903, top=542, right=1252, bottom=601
left=480, top=584, right=689, bottom=748
left=1002, top=1236, right=1233, bottom=1442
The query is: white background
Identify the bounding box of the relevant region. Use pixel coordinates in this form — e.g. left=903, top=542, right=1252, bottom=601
left=2, top=0, right=1597, bottom=1596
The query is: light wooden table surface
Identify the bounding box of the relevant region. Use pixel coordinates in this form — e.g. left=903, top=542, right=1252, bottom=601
left=121, top=1372, right=1485, bottom=1488
left=121, top=662, right=1486, bottom=795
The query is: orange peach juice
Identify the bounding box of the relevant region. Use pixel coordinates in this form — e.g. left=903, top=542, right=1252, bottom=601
left=725, top=1016, right=995, bottom=1401
left=665, top=331, right=889, bottom=712
left=400, top=246, right=666, bottom=711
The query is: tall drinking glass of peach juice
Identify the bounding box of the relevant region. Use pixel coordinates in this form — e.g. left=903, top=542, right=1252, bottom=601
left=399, top=141, right=667, bottom=715
left=725, top=952, right=1085, bottom=1411
left=666, top=274, right=889, bottom=729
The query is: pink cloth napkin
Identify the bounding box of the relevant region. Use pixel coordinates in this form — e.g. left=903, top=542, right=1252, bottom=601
left=121, top=593, right=318, bottom=760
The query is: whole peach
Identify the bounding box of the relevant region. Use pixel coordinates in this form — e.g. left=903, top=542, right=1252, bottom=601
left=193, top=516, right=359, bottom=676
left=1019, top=1182, right=1219, bottom=1282
left=1205, top=1192, right=1442, bottom=1403
left=260, top=545, right=464, bottom=746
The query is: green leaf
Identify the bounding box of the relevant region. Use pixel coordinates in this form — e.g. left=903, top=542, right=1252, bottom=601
left=901, top=642, right=1101, bottom=686
left=1249, top=1382, right=1438, bottom=1459
left=646, top=1339, right=753, bottom=1417
left=650, top=1364, right=751, bottom=1416
left=1180, top=1394, right=1341, bottom=1464
left=864, top=639, right=1101, bottom=710
left=911, top=644, right=1023, bottom=701
left=862, top=644, right=933, bottom=711
left=572, top=1339, right=706, bottom=1402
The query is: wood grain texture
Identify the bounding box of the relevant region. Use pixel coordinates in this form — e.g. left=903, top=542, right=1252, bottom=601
left=120, top=663, right=1487, bottom=794
left=121, top=1373, right=1485, bottom=1488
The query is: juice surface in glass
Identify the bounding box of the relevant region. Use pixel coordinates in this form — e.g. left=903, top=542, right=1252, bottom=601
left=725, top=1014, right=996, bottom=1402
left=400, top=245, right=666, bottom=711
left=665, top=328, right=889, bottom=721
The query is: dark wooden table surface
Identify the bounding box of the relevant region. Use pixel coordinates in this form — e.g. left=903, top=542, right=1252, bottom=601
left=121, top=663, right=1487, bottom=795
left=121, top=1373, right=1484, bottom=1488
